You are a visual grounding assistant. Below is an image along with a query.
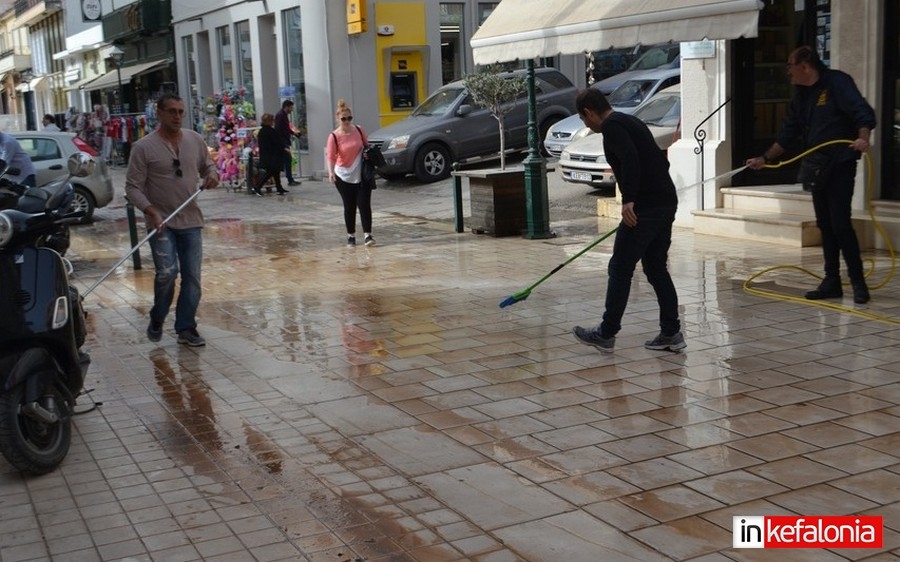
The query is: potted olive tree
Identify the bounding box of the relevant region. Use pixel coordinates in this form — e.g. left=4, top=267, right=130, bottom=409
left=463, top=64, right=527, bottom=170
left=459, top=65, right=529, bottom=236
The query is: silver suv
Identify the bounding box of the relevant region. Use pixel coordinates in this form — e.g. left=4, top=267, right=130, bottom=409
left=368, top=68, right=576, bottom=183
left=12, top=131, right=114, bottom=222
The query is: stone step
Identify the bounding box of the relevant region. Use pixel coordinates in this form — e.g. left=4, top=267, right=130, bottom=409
left=721, top=185, right=814, bottom=216
left=859, top=201, right=900, bottom=251
left=692, top=208, right=822, bottom=247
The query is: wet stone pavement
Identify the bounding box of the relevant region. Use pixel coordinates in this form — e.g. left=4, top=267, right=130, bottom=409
left=2, top=171, right=900, bottom=562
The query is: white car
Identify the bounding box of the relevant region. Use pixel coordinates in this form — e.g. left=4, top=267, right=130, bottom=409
left=12, top=131, right=114, bottom=221
left=559, top=86, right=681, bottom=189
left=543, top=66, right=681, bottom=158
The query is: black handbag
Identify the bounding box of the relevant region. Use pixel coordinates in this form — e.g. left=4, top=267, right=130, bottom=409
left=797, top=151, right=834, bottom=192
left=361, top=157, right=377, bottom=189
left=363, top=145, right=386, bottom=168
left=361, top=145, right=385, bottom=189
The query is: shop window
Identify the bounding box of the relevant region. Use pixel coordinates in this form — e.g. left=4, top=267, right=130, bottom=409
left=439, top=4, right=464, bottom=84
left=237, top=20, right=253, bottom=97
left=217, top=25, right=233, bottom=89
left=282, top=7, right=309, bottom=151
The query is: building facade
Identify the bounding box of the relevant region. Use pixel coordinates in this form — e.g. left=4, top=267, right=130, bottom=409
left=171, top=0, right=584, bottom=178
left=668, top=0, right=897, bottom=248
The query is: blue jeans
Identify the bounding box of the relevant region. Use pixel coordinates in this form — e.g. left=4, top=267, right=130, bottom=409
left=148, top=227, right=202, bottom=333
left=600, top=206, right=680, bottom=338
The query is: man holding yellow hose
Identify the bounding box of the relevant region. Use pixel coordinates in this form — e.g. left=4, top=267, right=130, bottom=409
left=746, top=46, right=876, bottom=304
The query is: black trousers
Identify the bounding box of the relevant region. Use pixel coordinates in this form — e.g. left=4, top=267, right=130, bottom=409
left=254, top=166, right=283, bottom=192
left=810, top=160, right=864, bottom=282
left=600, top=205, right=680, bottom=338
left=335, top=178, right=373, bottom=234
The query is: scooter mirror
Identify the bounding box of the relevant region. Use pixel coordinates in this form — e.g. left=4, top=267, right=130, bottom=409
left=67, top=152, right=95, bottom=178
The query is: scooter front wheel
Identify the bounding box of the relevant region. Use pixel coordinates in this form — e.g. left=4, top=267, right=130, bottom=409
left=0, top=382, right=72, bottom=474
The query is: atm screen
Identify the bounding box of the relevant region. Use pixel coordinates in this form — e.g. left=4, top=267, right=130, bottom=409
left=391, top=72, right=417, bottom=110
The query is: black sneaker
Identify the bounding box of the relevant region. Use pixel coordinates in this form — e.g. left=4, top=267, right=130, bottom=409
left=644, top=332, right=686, bottom=351
left=177, top=328, right=206, bottom=347
left=146, top=319, right=163, bottom=342
left=572, top=326, right=614, bottom=353
left=347, top=235, right=356, bottom=246
left=364, top=235, right=376, bottom=246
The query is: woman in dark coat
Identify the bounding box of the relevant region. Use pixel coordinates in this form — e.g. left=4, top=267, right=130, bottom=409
left=253, top=113, right=288, bottom=195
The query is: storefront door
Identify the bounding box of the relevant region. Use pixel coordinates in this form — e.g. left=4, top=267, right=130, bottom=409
left=884, top=0, right=899, bottom=200
left=731, top=0, right=828, bottom=187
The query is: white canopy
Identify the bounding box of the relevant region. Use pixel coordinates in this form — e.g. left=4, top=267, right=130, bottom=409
left=84, top=59, right=168, bottom=92
left=472, top=0, right=764, bottom=64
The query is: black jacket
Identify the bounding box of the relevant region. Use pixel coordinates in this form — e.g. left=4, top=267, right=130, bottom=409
left=257, top=125, right=284, bottom=170
left=778, top=68, right=876, bottom=163
left=273, top=109, right=293, bottom=148
left=601, top=112, right=678, bottom=211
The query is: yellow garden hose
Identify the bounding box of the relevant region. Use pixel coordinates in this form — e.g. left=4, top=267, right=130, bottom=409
left=742, top=139, right=898, bottom=325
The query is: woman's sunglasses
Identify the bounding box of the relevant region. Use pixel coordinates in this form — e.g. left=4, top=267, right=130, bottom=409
left=340, top=116, right=353, bottom=122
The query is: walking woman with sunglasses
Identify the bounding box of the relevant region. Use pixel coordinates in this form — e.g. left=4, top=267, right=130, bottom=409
left=125, top=93, right=220, bottom=346
left=326, top=99, right=376, bottom=246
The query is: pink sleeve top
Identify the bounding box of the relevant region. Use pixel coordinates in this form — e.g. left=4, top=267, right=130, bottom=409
left=326, top=126, right=366, bottom=167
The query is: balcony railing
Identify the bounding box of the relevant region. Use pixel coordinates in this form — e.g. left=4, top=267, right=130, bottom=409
left=0, top=46, right=31, bottom=59
left=14, top=0, right=61, bottom=17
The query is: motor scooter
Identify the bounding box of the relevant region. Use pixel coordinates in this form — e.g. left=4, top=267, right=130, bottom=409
left=0, top=152, right=95, bottom=474
left=0, top=165, right=71, bottom=256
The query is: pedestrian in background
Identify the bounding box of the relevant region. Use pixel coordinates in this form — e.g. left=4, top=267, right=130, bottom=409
left=252, top=113, right=288, bottom=196
left=746, top=45, right=876, bottom=304
left=274, top=99, right=301, bottom=186
left=125, top=93, right=220, bottom=347
left=326, top=99, right=375, bottom=247
left=571, top=88, right=684, bottom=353
left=42, top=114, right=60, bottom=131
left=0, top=128, right=36, bottom=186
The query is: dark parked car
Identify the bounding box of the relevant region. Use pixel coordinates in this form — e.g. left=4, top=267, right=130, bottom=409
left=368, top=67, right=577, bottom=182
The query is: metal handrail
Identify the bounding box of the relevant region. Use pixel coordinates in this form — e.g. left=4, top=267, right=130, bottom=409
left=692, top=97, right=732, bottom=210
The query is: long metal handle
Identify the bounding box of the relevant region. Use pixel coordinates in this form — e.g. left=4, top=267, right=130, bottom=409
left=82, top=189, right=203, bottom=297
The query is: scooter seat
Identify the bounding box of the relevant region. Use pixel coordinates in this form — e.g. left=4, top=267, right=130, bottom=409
left=16, top=188, right=50, bottom=214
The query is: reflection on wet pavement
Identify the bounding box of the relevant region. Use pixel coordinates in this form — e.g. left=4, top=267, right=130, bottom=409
left=2, top=182, right=900, bottom=561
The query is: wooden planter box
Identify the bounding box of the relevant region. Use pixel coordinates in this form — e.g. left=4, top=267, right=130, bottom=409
left=454, top=168, right=526, bottom=237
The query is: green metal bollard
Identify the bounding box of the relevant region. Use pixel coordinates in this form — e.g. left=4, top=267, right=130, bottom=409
left=452, top=162, right=464, bottom=233
left=125, top=197, right=142, bottom=270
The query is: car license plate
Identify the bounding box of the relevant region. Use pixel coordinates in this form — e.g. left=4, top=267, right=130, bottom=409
left=570, top=171, right=592, bottom=182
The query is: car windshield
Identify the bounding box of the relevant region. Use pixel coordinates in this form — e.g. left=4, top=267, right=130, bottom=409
left=634, top=94, right=681, bottom=127
left=411, top=87, right=464, bottom=116
left=608, top=80, right=655, bottom=108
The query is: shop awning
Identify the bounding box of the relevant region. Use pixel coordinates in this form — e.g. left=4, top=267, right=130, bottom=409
left=15, top=76, right=46, bottom=92
left=471, top=0, right=764, bottom=64
left=64, top=75, right=101, bottom=92
left=83, top=59, right=167, bottom=91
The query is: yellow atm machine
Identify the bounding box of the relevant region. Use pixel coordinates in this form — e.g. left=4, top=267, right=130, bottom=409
left=374, top=3, right=429, bottom=126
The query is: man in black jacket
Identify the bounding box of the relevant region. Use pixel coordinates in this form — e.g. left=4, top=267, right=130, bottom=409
left=571, top=88, right=684, bottom=354
left=746, top=46, right=876, bottom=304
left=273, top=99, right=301, bottom=186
